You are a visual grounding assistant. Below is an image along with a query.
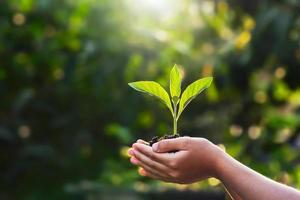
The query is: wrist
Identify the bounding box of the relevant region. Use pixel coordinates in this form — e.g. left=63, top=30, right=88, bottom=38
left=212, top=145, right=229, bottom=180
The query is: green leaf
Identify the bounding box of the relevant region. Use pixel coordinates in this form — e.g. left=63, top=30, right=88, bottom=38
left=170, top=64, right=182, bottom=103
left=128, top=81, right=173, bottom=115
left=177, top=77, right=213, bottom=119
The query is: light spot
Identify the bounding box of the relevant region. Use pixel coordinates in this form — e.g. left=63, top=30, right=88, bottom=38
left=208, top=178, right=220, bottom=186
left=243, top=16, right=256, bottom=30
left=53, top=68, right=64, bottom=80
left=220, top=28, right=233, bottom=40
left=154, top=30, right=169, bottom=42
left=217, top=1, right=228, bottom=13
left=218, top=144, right=226, bottom=152
left=200, top=1, right=214, bottom=14
left=189, top=182, right=202, bottom=190
left=128, top=0, right=178, bottom=19
left=138, top=112, right=153, bottom=128
left=248, top=125, right=262, bottom=140
left=134, top=181, right=149, bottom=192
left=229, top=125, right=243, bottom=137
left=15, top=53, right=28, bottom=64
left=278, top=172, right=290, bottom=184
left=111, top=174, right=122, bottom=185
left=254, top=91, right=267, bottom=104
left=120, top=146, right=131, bottom=158
left=18, top=125, right=31, bottom=138
left=179, top=66, right=186, bottom=79
left=235, top=31, right=251, bottom=50
left=275, top=128, right=292, bottom=143
left=13, top=13, right=26, bottom=26
left=174, top=184, right=189, bottom=191
left=80, top=180, right=93, bottom=190
left=274, top=67, right=286, bottom=79
left=289, top=90, right=300, bottom=108
left=202, top=64, right=213, bottom=76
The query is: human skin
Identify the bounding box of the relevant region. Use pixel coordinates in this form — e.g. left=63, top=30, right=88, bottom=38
left=128, top=137, right=300, bottom=200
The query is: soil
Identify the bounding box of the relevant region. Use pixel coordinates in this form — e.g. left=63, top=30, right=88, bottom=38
left=148, top=134, right=180, bottom=146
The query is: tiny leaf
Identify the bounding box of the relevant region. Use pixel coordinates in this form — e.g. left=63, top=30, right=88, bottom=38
left=170, top=64, right=182, bottom=102
left=128, top=81, right=173, bottom=115
left=177, top=77, right=213, bottom=118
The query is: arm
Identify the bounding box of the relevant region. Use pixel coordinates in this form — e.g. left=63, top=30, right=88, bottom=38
left=128, top=137, right=300, bottom=200
left=215, top=148, right=300, bottom=200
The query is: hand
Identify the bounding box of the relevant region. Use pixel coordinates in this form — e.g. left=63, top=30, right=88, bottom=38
left=128, top=137, right=224, bottom=184
left=128, top=137, right=300, bottom=200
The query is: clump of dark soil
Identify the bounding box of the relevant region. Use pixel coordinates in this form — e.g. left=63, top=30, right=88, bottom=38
left=148, top=134, right=180, bottom=146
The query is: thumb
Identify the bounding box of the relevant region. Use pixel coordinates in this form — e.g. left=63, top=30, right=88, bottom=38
left=152, top=136, right=190, bottom=153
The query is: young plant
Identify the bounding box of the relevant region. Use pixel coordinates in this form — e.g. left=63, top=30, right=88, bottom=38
left=128, top=64, right=213, bottom=135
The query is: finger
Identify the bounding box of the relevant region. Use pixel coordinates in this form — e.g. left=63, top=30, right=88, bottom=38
left=137, top=139, right=149, bottom=146
left=140, top=168, right=172, bottom=182
left=138, top=167, right=147, bottom=176
left=127, top=148, right=134, bottom=157
left=140, top=168, right=159, bottom=179
left=132, top=143, right=173, bottom=164
left=128, top=139, right=150, bottom=157
left=142, top=170, right=160, bottom=179
left=152, top=136, right=191, bottom=153
left=133, top=147, right=169, bottom=173
left=131, top=157, right=167, bottom=179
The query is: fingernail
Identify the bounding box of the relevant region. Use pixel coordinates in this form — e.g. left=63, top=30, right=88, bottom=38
left=130, top=157, right=138, bottom=165
left=152, top=143, right=159, bottom=152
left=127, top=148, right=135, bottom=156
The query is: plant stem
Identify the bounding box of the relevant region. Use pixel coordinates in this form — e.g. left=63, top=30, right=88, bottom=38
left=173, top=116, right=177, bottom=135
left=173, top=102, right=177, bottom=135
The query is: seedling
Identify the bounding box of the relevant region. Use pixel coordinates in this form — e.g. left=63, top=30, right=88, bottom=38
left=128, top=64, right=213, bottom=144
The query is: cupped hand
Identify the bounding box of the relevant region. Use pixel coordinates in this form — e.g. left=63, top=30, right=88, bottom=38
left=128, top=137, right=223, bottom=184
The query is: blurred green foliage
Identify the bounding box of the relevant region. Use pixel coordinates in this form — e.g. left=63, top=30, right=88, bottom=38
left=0, top=0, right=300, bottom=199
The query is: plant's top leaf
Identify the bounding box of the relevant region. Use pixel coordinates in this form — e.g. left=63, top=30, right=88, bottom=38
left=170, top=64, right=182, bottom=103
left=128, top=81, right=173, bottom=115
left=177, top=77, right=213, bottom=119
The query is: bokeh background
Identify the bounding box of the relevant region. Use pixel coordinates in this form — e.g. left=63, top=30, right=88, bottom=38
left=1, top=0, right=300, bottom=199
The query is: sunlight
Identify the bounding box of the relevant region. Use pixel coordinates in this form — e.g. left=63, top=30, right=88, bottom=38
left=127, top=0, right=179, bottom=18
left=138, top=0, right=170, bottom=12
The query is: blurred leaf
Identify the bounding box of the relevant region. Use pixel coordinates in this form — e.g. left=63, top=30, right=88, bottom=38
left=105, top=123, right=132, bottom=144
left=273, top=81, right=290, bottom=101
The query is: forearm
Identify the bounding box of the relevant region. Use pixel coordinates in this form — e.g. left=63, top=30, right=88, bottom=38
left=215, top=151, right=300, bottom=200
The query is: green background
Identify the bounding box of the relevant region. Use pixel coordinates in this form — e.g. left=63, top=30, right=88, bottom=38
left=0, top=0, right=300, bottom=199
